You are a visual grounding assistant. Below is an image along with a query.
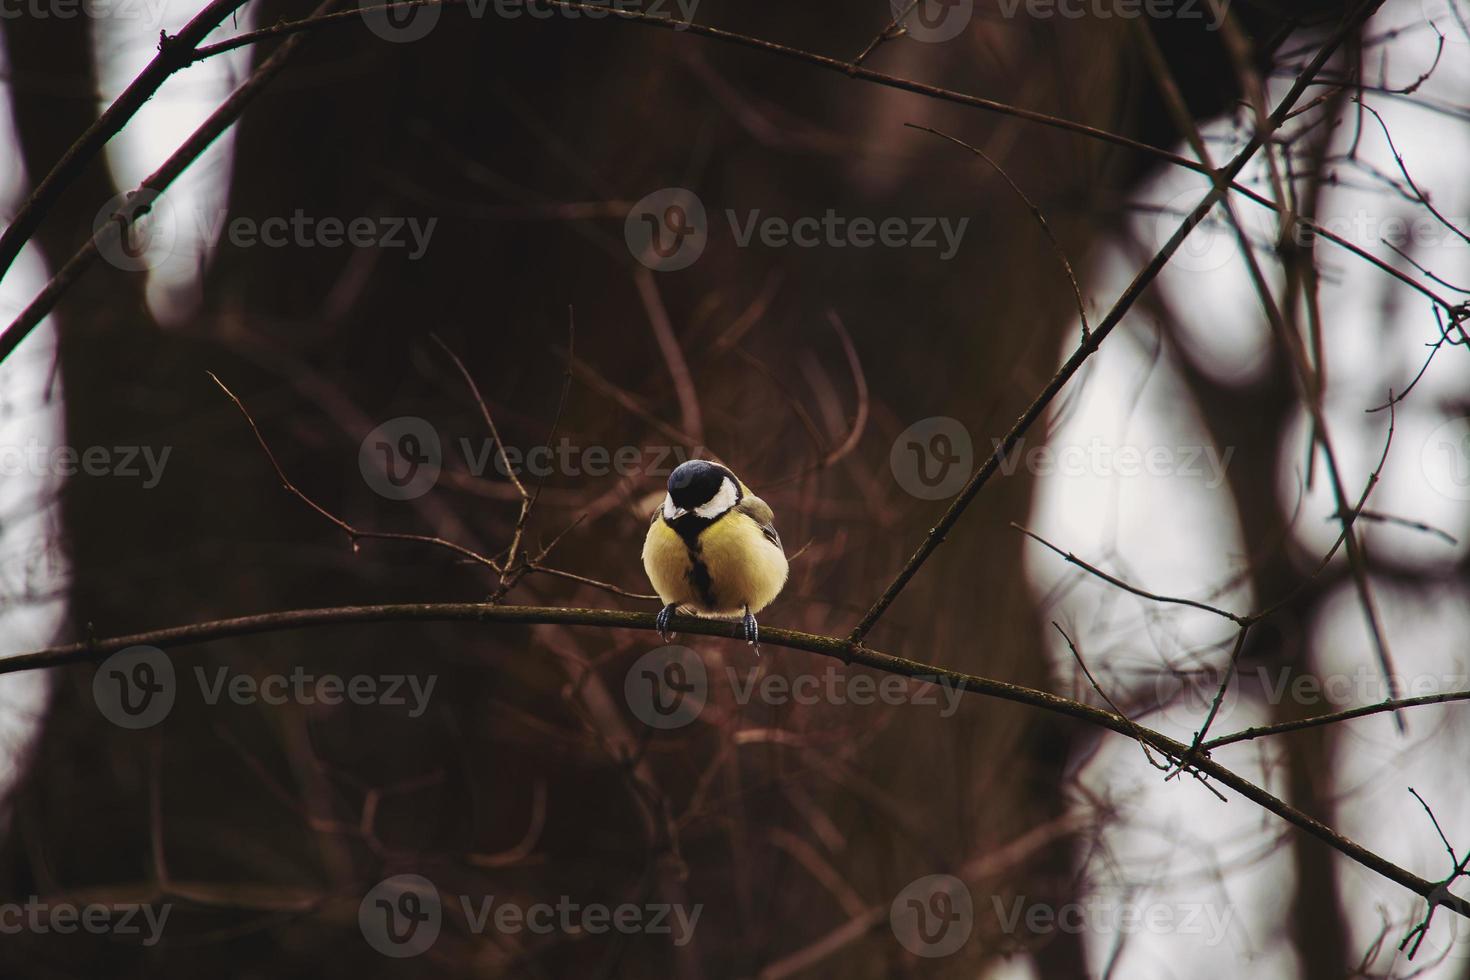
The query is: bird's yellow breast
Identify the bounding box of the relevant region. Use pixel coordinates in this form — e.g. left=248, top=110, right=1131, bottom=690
left=642, top=513, right=788, bottom=617
left=642, top=518, right=701, bottom=608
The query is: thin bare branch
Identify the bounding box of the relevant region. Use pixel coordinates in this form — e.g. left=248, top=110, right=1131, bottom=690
left=209, top=371, right=504, bottom=573
left=906, top=123, right=1090, bottom=340
left=3, top=599, right=1467, bottom=922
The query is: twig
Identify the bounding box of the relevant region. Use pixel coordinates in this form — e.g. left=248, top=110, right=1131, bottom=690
left=1360, top=101, right=1470, bottom=247
left=1017, top=525, right=1245, bottom=624
left=1328, top=508, right=1458, bottom=546
left=906, top=124, right=1090, bottom=340
left=850, top=0, right=920, bottom=70
left=1201, top=688, right=1470, bottom=750
left=1369, top=305, right=1470, bottom=412
left=208, top=371, right=504, bottom=572
left=429, top=332, right=535, bottom=594
left=0, top=0, right=340, bottom=365
left=3, top=599, right=1468, bottom=922
left=847, top=0, right=1383, bottom=644
left=430, top=332, right=526, bottom=502
left=1053, top=622, right=1169, bottom=773
left=3, top=0, right=1458, bottom=373
left=816, top=312, right=870, bottom=468
left=1166, top=626, right=1251, bottom=782
left=1399, top=788, right=1470, bottom=960
left=0, top=0, right=251, bottom=286
left=170, top=0, right=1464, bottom=322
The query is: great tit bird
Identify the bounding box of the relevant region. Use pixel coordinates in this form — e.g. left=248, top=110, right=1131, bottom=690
left=642, top=459, right=788, bottom=651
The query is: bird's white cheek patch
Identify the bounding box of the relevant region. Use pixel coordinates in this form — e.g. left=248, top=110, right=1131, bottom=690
left=694, top=478, right=739, bottom=519
left=662, top=494, right=681, bottom=520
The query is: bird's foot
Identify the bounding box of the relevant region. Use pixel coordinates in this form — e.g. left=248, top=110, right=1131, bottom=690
left=742, top=607, right=760, bottom=655
left=656, top=604, right=678, bottom=643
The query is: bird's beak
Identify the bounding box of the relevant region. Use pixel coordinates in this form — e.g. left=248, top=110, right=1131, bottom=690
left=669, top=506, right=689, bottom=520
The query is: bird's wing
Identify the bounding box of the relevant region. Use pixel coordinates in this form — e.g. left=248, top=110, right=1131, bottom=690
left=736, top=494, right=783, bottom=552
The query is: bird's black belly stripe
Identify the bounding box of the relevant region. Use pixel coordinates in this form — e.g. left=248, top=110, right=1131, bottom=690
left=667, top=513, right=720, bottom=609
left=686, top=549, right=717, bottom=609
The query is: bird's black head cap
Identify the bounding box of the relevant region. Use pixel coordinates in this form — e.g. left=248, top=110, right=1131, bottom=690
left=668, top=460, right=737, bottom=510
